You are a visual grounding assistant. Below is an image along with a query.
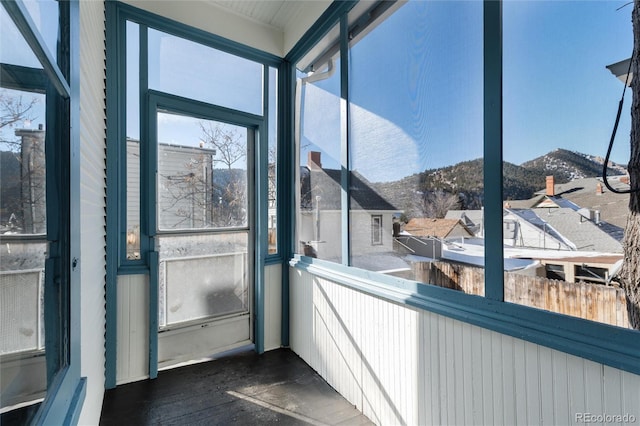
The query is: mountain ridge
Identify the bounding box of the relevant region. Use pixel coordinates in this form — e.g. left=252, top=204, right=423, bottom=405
left=374, top=148, right=627, bottom=216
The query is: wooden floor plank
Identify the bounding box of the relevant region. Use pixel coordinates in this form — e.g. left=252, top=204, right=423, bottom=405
left=100, top=348, right=373, bottom=426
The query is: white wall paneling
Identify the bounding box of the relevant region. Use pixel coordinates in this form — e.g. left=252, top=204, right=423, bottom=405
left=116, top=274, right=149, bottom=385
left=264, top=263, right=282, bottom=351
left=77, top=0, right=107, bottom=423
left=290, top=266, right=640, bottom=426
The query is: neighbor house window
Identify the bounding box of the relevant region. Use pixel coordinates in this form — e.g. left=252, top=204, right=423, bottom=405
left=371, top=215, right=383, bottom=245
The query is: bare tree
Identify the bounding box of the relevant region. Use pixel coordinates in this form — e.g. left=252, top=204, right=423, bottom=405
left=200, top=123, right=248, bottom=227
left=199, top=122, right=246, bottom=169
left=620, top=1, right=640, bottom=329
left=415, top=190, right=461, bottom=219
left=268, top=143, right=277, bottom=209
left=0, top=90, right=44, bottom=233
left=1, top=90, right=39, bottom=149
left=159, top=123, right=248, bottom=228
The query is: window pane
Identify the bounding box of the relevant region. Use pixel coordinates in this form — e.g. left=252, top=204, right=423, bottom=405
left=0, top=89, right=47, bottom=411
left=0, top=9, right=49, bottom=415
left=268, top=67, right=278, bottom=254
left=503, top=1, right=634, bottom=329
left=0, top=7, right=40, bottom=68
left=0, top=88, right=47, bottom=235
left=295, top=24, right=343, bottom=263
left=22, top=0, right=59, bottom=60
left=157, top=111, right=248, bottom=230
left=125, top=22, right=141, bottom=260
left=158, top=232, right=249, bottom=328
left=348, top=1, right=485, bottom=286
left=148, top=29, right=263, bottom=115
left=125, top=138, right=141, bottom=259
left=126, top=21, right=140, bottom=140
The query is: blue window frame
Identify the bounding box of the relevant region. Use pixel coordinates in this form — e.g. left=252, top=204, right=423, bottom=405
left=286, top=0, right=640, bottom=377
left=0, top=0, right=85, bottom=423
left=105, top=1, right=287, bottom=387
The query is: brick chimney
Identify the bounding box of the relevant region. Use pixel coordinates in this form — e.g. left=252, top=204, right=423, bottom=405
left=546, top=175, right=555, bottom=196
left=308, top=151, right=322, bottom=170
left=596, top=182, right=603, bottom=195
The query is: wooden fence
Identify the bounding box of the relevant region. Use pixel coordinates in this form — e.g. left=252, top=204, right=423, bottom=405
left=411, top=261, right=629, bottom=328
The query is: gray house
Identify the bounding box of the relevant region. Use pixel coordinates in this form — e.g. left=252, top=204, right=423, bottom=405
left=298, top=151, right=401, bottom=266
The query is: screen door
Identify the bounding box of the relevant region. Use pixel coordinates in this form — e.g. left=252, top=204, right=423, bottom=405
left=153, top=108, right=253, bottom=368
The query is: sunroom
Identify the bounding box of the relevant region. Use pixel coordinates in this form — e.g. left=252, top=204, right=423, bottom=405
left=1, top=0, right=639, bottom=424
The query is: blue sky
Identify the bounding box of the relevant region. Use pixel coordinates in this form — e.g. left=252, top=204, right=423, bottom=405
left=126, top=24, right=277, bottom=161
left=102, top=1, right=640, bottom=184
left=301, top=0, right=633, bottom=183
left=503, top=0, right=632, bottom=167
left=0, top=5, right=50, bottom=138
left=1, top=1, right=633, bottom=184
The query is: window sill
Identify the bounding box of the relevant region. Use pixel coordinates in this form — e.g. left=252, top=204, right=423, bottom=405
left=290, top=254, right=640, bottom=376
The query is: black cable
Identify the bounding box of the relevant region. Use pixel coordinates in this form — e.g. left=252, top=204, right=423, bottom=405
left=603, top=52, right=640, bottom=194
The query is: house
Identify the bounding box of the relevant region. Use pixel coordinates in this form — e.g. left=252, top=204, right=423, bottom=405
left=298, top=151, right=401, bottom=267
left=511, top=175, right=628, bottom=241
left=1, top=1, right=638, bottom=425
left=505, top=207, right=623, bottom=253
left=541, top=175, right=629, bottom=239
left=445, top=209, right=484, bottom=235
left=404, top=217, right=474, bottom=239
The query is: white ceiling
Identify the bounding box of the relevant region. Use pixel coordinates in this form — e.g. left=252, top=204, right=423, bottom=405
left=124, top=0, right=332, bottom=57
left=208, top=1, right=313, bottom=32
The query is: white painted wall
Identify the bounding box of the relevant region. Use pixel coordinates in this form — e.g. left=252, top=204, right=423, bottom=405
left=290, top=266, right=640, bottom=425
left=264, top=263, right=282, bottom=351
left=116, top=275, right=149, bottom=385
left=77, top=1, right=107, bottom=424
left=281, top=1, right=332, bottom=56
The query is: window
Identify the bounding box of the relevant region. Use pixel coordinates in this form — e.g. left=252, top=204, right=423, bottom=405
left=295, top=23, right=342, bottom=262
left=1, top=0, right=82, bottom=422
left=295, top=1, right=484, bottom=282
left=125, top=21, right=141, bottom=260
left=119, top=14, right=278, bottom=268
left=148, top=28, right=263, bottom=116
left=288, top=0, right=639, bottom=376
left=503, top=0, right=633, bottom=329
left=1, top=4, right=50, bottom=416
left=268, top=67, right=278, bottom=254
left=371, top=215, right=382, bottom=245
left=106, top=1, right=281, bottom=382
left=545, top=264, right=566, bottom=281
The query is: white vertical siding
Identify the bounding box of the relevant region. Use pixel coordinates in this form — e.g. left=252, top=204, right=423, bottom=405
left=78, top=1, right=107, bottom=424
left=115, top=274, right=149, bottom=385
left=290, top=266, right=640, bottom=426
left=264, top=263, right=282, bottom=351
left=116, top=275, right=149, bottom=384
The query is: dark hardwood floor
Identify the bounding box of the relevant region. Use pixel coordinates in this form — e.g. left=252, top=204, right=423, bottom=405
left=100, top=348, right=373, bottom=426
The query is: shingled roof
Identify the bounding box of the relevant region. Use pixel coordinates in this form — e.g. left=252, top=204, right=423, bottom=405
left=509, top=207, right=623, bottom=253
left=404, top=218, right=473, bottom=239
left=547, top=176, right=629, bottom=230
left=299, top=152, right=398, bottom=211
